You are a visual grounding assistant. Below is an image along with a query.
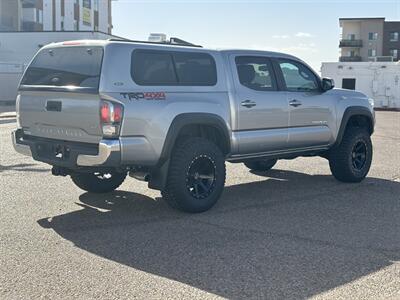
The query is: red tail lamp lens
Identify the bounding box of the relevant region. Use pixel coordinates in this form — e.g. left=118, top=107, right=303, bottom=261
left=100, top=102, right=110, bottom=123
left=113, top=104, right=123, bottom=123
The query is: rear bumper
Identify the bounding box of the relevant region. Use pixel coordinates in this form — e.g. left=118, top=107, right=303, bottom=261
left=11, top=130, right=32, bottom=157
left=12, top=129, right=120, bottom=168
left=76, top=140, right=120, bottom=166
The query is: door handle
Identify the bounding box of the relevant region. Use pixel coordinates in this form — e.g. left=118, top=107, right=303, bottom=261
left=241, top=100, right=257, bottom=108
left=289, top=99, right=302, bottom=107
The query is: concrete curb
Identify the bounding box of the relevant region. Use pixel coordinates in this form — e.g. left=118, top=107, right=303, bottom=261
left=374, top=108, right=400, bottom=112
left=0, top=112, right=16, bottom=119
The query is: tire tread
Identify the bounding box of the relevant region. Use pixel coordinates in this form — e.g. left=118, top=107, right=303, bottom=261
left=162, top=137, right=226, bottom=213
left=329, top=127, right=372, bottom=183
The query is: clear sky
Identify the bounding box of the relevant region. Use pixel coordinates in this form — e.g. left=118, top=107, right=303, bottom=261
left=112, top=0, right=400, bottom=71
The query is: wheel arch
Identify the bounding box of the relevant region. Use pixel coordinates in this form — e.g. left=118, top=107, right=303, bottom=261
left=159, top=113, right=231, bottom=163
left=148, top=113, right=231, bottom=191
left=335, top=106, right=374, bottom=146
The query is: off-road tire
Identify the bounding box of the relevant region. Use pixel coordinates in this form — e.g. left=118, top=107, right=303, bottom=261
left=244, top=159, right=277, bottom=172
left=71, top=171, right=127, bottom=193
left=329, top=127, right=372, bottom=182
left=162, top=137, right=226, bottom=213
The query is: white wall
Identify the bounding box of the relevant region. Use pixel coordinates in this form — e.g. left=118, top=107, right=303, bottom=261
left=321, top=62, right=400, bottom=108
left=341, top=21, right=361, bottom=39
left=42, top=0, right=53, bottom=30
left=64, top=2, right=75, bottom=31
left=54, top=0, right=61, bottom=30
left=99, top=0, right=110, bottom=33
left=0, top=63, right=24, bottom=103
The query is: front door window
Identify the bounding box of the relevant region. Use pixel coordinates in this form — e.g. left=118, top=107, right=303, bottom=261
left=277, top=60, right=319, bottom=92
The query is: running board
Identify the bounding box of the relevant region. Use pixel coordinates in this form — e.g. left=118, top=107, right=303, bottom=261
left=227, top=146, right=330, bottom=162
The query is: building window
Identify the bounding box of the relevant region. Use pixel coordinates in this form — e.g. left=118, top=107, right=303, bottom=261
left=94, top=0, right=99, bottom=11
left=390, top=49, right=398, bottom=60
left=36, top=9, right=43, bottom=24
left=368, top=49, right=376, bottom=57
left=73, top=20, right=79, bottom=31
left=368, top=32, right=378, bottom=40
left=347, top=34, right=356, bottom=40
left=22, top=1, right=34, bottom=8
left=61, top=16, right=65, bottom=31
left=390, top=32, right=399, bottom=42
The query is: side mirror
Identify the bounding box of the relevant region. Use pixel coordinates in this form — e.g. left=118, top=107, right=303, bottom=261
left=322, top=78, right=335, bottom=91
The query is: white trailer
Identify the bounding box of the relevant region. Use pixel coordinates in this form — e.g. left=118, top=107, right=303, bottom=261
left=321, top=62, right=400, bottom=109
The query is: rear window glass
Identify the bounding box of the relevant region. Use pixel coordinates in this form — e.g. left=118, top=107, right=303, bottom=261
left=131, top=51, right=177, bottom=85
left=21, top=46, right=103, bottom=88
left=131, top=50, right=217, bottom=86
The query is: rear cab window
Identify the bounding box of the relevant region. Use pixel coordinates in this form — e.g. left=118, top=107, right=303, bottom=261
left=235, top=56, right=277, bottom=91
left=131, top=50, right=217, bottom=86
left=21, top=46, right=104, bottom=90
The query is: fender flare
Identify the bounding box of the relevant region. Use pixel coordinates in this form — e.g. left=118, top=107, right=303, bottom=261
left=335, top=106, right=374, bottom=146
left=158, top=113, right=231, bottom=164
left=148, top=113, right=231, bottom=191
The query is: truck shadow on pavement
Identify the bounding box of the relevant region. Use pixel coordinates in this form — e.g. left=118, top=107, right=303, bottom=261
left=0, top=163, right=49, bottom=173
left=37, top=169, right=400, bottom=299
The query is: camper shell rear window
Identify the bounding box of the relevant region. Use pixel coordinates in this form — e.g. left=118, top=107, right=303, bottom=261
left=131, top=49, right=217, bottom=86
left=21, top=46, right=103, bottom=89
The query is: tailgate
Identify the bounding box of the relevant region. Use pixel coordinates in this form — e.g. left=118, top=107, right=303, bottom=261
left=17, top=45, right=104, bottom=144
left=18, top=90, right=102, bottom=143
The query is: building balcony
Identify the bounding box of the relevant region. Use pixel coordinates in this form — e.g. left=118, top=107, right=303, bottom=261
left=339, top=56, right=362, bottom=62
left=22, top=21, right=43, bottom=31
left=339, top=39, right=363, bottom=47
left=369, top=56, right=394, bottom=62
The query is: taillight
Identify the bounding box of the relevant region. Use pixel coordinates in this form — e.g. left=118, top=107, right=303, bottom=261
left=113, top=105, right=123, bottom=123
left=100, top=102, right=111, bottom=123
left=100, top=100, right=124, bottom=138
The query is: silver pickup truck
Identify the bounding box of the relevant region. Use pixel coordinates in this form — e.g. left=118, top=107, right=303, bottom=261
left=12, top=39, right=375, bottom=213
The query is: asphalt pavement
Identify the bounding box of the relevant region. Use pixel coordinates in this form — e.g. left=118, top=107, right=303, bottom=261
left=1, top=111, right=399, bottom=299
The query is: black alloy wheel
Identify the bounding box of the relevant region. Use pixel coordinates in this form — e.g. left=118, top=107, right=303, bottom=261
left=351, top=140, right=367, bottom=170
left=186, top=155, right=217, bottom=199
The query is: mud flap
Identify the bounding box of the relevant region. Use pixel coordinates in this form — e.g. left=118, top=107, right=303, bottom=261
left=148, top=159, right=170, bottom=191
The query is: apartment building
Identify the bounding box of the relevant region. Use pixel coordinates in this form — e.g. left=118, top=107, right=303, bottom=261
left=339, top=17, right=400, bottom=62
left=0, top=0, right=113, bottom=33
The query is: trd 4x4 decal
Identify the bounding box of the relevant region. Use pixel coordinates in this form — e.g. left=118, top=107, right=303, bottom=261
left=120, top=92, right=166, bottom=101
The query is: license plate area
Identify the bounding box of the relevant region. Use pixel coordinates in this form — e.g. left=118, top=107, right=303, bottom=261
left=36, top=143, right=71, bottom=161
left=24, top=134, right=100, bottom=167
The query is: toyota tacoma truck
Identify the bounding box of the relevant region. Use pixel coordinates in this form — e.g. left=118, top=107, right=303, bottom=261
left=12, top=39, right=375, bottom=213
